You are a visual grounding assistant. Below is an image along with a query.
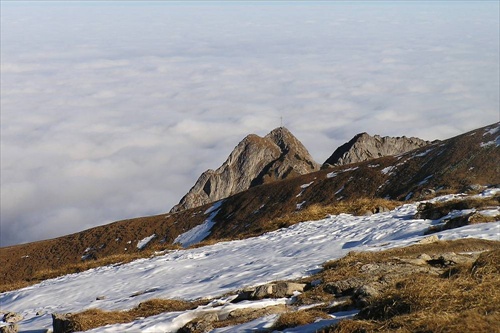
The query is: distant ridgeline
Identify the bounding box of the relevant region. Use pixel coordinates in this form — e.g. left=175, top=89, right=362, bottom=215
left=172, top=127, right=432, bottom=212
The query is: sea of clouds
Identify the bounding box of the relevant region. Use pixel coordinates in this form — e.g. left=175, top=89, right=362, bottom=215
left=1, top=2, right=499, bottom=246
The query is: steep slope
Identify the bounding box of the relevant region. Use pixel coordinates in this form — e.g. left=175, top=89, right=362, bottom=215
left=171, top=127, right=320, bottom=212
left=1, top=191, right=499, bottom=333
left=323, top=132, right=430, bottom=167
left=1, top=122, right=498, bottom=291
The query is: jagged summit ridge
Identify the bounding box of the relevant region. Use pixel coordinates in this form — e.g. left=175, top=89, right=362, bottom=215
left=323, top=132, right=431, bottom=167
left=171, top=127, right=320, bottom=212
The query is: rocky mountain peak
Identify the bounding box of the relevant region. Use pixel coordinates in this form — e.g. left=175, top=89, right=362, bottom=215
left=323, top=132, right=431, bottom=167
left=171, top=127, right=320, bottom=213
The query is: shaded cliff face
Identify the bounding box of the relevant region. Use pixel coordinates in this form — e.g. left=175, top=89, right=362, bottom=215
left=323, top=133, right=431, bottom=167
left=170, top=127, right=320, bottom=212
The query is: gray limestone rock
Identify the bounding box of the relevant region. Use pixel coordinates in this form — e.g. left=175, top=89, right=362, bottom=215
left=178, top=313, right=218, bottom=333
left=171, top=127, right=319, bottom=212
left=323, top=132, right=430, bottom=167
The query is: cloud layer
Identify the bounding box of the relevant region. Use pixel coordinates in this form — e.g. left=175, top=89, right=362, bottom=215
left=1, top=2, right=499, bottom=246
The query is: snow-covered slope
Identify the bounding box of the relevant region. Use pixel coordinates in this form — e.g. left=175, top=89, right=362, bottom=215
left=1, top=189, right=499, bottom=332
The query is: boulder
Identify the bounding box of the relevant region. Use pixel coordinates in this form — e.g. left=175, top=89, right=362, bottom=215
left=0, top=324, right=18, bottom=333
left=274, top=282, right=307, bottom=298
left=418, top=235, right=439, bottom=244
left=2, top=312, right=22, bottom=324
left=323, top=278, right=364, bottom=296
left=236, top=282, right=307, bottom=301
left=52, top=313, right=73, bottom=333
left=251, top=285, right=275, bottom=299
left=178, top=313, right=218, bottom=333
left=427, top=253, right=474, bottom=268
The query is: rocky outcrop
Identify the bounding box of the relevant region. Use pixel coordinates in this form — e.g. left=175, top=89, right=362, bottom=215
left=0, top=324, right=18, bottom=333
left=2, top=313, right=22, bottom=324
left=233, top=282, right=307, bottom=302
left=171, top=127, right=319, bottom=212
left=52, top=313, right=73, bottom=333
left=323, top=132, right=430, bottom=167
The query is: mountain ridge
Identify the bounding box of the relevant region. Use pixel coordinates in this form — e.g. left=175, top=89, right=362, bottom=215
left=1, top=122, right=499, bottom=291
left=170, top=127, right=320, bottom=212
left=323, top=132, right=431, bottom=167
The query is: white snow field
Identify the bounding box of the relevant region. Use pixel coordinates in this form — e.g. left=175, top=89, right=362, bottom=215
left=1, top=189, right=499, bottom=332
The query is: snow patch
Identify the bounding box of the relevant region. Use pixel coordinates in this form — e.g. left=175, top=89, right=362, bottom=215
left=137, top=234, right=156, bottom=250
left=480, top=136, right=500, bottom=147
left=381, top=166, right=395, bottom=175
left=418, top=175, right=433, bottom=186
left=327, top=167, right=358, bottom=179
left=326, top=171, right=337, bottom=178
left=297, top=181, right=314, bottom=197
left=477, top=208, right=500, bottom=218
left=415, top=148, right=434, bottom=157
left=2, top=188, right=499, bottom=333
left=342, top=167, right=359, bottom=173
left=296, top=201, right=307, bottom=210
left=175, top=201, right=224, bottom=247
left=335, top=186, right=345, bottom=195
left=300, top=181, right=314, bottom=189
left=483, top=125, right=499, bottom=136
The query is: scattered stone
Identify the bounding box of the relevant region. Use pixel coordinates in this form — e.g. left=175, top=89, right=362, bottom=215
left=274, top=282, right=307, bottom=298
left=355, top=284, right=381, bottom=299
left=52, top=313, right=73, bottom=333
left=418, top=253, right=432, bottom=261
left=234, top=282, right=307, bottom=301
left=360, top=263, right=379, bottom=272
left=0, top=324, right=18, bottom=333
left=231, top=290, right=253, bottom=303
left=415, top=203, right=444, bottom=220
left=324, top=278, right=364, bottom=296
left=178, top=313, right=218, bottom=333
left=418, top=235, right=439, bottom=244
left=251, top=285, right=274, bottom=299
left=310, top=279, right=322, bottom=287
left=376, top=206, right=390, bottom=213
left=427, top=253, right=474, bottom=268
left=96, top=295, right=106, bottom=300
left=422, top=188, right=435, bottom=196
left=2, top=312, right=23, bottom=324
left=465, top=184, right=484, bottom=192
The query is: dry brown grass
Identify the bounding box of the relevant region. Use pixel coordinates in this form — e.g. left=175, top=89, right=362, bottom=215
left=417, top=194, right=499, bottom=220
left=64, top=298, right=202, bottom=332
left=0, top=244, right=182, bottom=293
left=269, top=198, right=400, bottom=230
left=272, top=309, right=331, bottom=331
left=297, top=239, right=500, bottom=313
left=320, top=248, right=500, bottom=333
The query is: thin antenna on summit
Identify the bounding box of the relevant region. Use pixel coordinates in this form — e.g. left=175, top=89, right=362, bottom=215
left=280, top=116, right=283, bottom=128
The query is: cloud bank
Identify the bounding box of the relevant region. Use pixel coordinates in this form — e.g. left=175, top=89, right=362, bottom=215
left=1, top=2, right=499, bottom=246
